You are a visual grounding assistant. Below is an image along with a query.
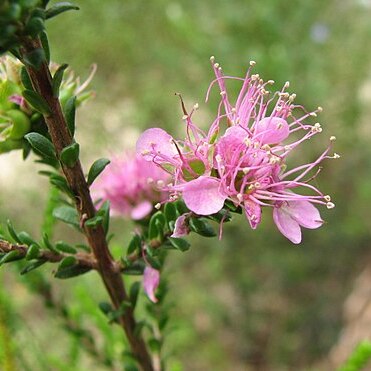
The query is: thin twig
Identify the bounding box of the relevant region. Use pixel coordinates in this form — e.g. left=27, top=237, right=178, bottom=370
left=0, top=240, right=97, bottom=269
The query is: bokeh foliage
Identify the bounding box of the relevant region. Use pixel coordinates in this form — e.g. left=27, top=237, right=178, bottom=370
left=1, top=0, right=371, bottom=369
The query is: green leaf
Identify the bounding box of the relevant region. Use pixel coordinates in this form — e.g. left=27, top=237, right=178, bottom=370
left=52, top=63, right=68, bottom=97
left=25, top=244, right=40, bottom=260
left=54, top=264, right=90, bottom=279
left=127, top=234, right=141, bottom=255
left=164, top=202, right=177, bottom=228
left=87, top=158, right=110, bottom=186
left=42, top=233, right=58, bottom=253
left=84, top=215, right=103, bottom=229
left=55, top=241, right=77, bottom=254
left=22, top=90, right=51, bottom=115
left=129, top=281, right=141, bottom=309
left=168, top=237, right=190, bottom=252
left=20, top=260, right=47, bottom=275
left=59, top=255, right=77, bottom=268
left=98, top=302, right=113, bottom=316
left=22, top=48, right=46, bottom=70
left=20, top=67, right=33, bottom=90
left=7, top=220, right=21, bottom=244
left=63, top=96, right=76, bottom=137
left=39, top=31, right=50, bottom=64
left=49, top=173, right=74, bottom=197
left=121, top=261, right=145, bottom=275
left=24, top=17, right=45, bottom=38
left=174, top=199, right=189, bottom=215
left=45, top=2, right=80, bottom=20
left=96, top=201, right=110, bottom=235
left=0, top=250, right=22, bottom=265
left=189, top=217, right=216, bottom=237
left=52, top=205, right=79, bottom=228
left=25, top=132, right=56, bottom=159
left=149, top=211, right=166, bottom=242
left=60, top=142, right=79, bottom=168
left=17, top=231, right=38, bottom=247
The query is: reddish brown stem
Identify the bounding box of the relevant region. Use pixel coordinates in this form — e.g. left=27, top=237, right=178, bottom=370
left=20, top=37, right=154, bottom=371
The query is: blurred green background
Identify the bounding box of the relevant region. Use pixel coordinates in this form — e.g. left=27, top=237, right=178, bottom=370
left=1, top=0, right=371, bottom=370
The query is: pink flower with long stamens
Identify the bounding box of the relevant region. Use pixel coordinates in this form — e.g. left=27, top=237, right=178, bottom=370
left=92, top=152, right=170, bottom=220
left=137, top=58, right=338, bottom=243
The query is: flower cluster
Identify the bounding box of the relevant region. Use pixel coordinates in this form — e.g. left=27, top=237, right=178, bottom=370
left=137, top=58, right=338, bottom=243
left=92, top=152, right=169, bottom=220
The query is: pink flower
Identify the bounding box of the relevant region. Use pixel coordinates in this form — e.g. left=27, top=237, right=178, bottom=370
left=92, top=152, right=169, bottom=220
left=137, top=59, right=338, bottom=243
left=143, top=266, right=160, bottom=303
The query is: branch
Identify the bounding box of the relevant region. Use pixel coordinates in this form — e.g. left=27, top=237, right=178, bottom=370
left=0, top=240, right=97, bottom=269
left=19, top=37, right=154, bottom=371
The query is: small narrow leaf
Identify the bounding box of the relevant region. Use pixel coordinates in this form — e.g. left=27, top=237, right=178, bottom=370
left=52, top=63, right=68, bottom=97
left=164, top=202, right=177, bottom=227
left=99, top=302, right=113, bottom=315
left=189, top=217, right=216, bottom=237
left=59, top=255, right=77, bottom=268
left=7, top=220, right=22, bottom=243
left=20, top=67, right=33, bottom=90
left=60, top=142, right=79, bottom=167
left=168, top=237, right=190, bottom=252
left=39, top=31, right=50, bottom=64
left=22, top=48, right=46, bottom=70
left=22, top=90, right=51, bottom=115
left=20, top=260, right=47, bottom=275
left=49, top=173, right=74, bottom=197
left=25, top=132, right=56, bottom=159
left=52, top=205, right=79, bottom=228
left=129, top=282, right=141, bottom=310
left=55, top=241, right=77, bottom=254
left=64, top=96, right=76, bottom=137
left=26, top=244, right=40, bottom=260
left=149, top=211, right=166, bottom=242
left=17, top=231, right=38, bottom=247
left=96, top=201, right=110, bottom=235
left=87, top=158, right=110, bottom=186
left=0, top=250, right=22, bottom=265
left=84, top=215, right=103, bottom=229
left=45, top=2, right=80, bottom=20
left=127, top=234, right=141, bottom=255
left=54, top=264, right=90, bottom=279
left=42, top=233, right=58, bottom=253
left=24, top=17, right=45, bottom=38
left=121, top=261, right=145, bottom=275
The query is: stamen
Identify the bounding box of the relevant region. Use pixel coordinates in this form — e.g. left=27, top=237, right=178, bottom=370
left=249, top=60, right=256, bottom=66
left=330, top=136, right=336, bottom=141
left=155, top=203, right=161, bottom=210
left=326, top=202, right=335, bottom=209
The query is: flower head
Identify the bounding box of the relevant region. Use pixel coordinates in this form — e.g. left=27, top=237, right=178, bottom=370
left=92, top=152, right=170, bottom=220
left=137, top=59, right=337, bottom=243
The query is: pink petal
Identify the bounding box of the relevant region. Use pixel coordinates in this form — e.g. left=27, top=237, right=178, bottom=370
left=130, top=200, right=153, bottom=220
left=136, top=128, right=177, bottom=161
left=273, top=206, right=302, bottom=244
left=243, top=199, right=262, bottom=229
left=284, top=201, right=323, bottom=229
left=255, top=117, right=290, bottom=144
left=171, top=213, right=191, bottom=237
left=143, top=266, right=160, bottom=303
left=182, top=176, right=226, bottom=215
